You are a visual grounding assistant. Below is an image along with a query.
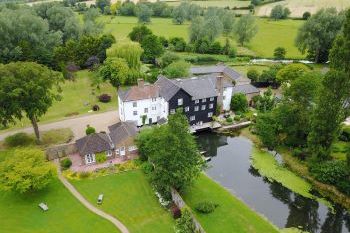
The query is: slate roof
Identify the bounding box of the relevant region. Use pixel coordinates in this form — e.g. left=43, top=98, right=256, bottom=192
left=232, top=84, right=260, bottom=95
left=155, top=76, right=180, bottom=101
left=108, top=121, right=138, bottom=145
left=118, top=84, right=159, bottom=102
left=199, top=74, right=234, bottom=88
left=76, top=133, right=113, bottom=155
left=190, top=65, right=242, bottom=81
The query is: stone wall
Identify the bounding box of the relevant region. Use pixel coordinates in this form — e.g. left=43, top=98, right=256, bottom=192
left=171, top=188, right=206, bottom=233
left=46, top=143, right=77, bottom=160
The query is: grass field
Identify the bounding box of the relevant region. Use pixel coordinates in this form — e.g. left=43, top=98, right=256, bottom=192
left=0, top=177, right=120, bottom=233
left=256, top=0, right=350, bottom=18
left=71, top=170, right=175, bottom=233
left=0, top=70, right=117, bottom=132
left=167, top=0, right=250, bottom=8
left=182, top=174, right=279, bottom=233
left=100, top=15, right=305, bottom=59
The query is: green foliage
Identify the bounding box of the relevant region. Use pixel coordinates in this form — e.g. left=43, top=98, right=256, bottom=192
left=230, top=93, right=248, bottom=113
left=175, top=207, right=196, bottom=233
left=226, top=117, right=233, bottom=123
left=195, top=201, right=218, bottom=214
left=141, top=161, right=154, bottom=174
left=270, top=5, right=291, bottom=20
left=273, top=47, right=286, bottom=59
left=136, top=3, right=153, bottom=23
left=303, top=11, right=311, bottom=20
left=4, top=133, right=35, bottom=148
left=96, top=0, right=111, bottom=14
left=234, top=14, right=258, bottom=46
left=110, top=43, right=143, bottom=71
left=169, top=37, right=187, bottom=52
left=254, top=88, right=276, bottom=113
left=141, top=34, right=165, bottom=63
left=276, top=63, right=310, bottom=83
left=247, top=68, right=260, bottom=82
left=259, top=64, right=281, bottom=85
left=164, top=60, right=190, bottom=78
left=0, top=62, right=63, bottom=140
left=309, top=160, right=349, bottom=185
left=60, top=158, right=72, bottom=169
left=255, top=112, right=279, bottom=149
left=234, top=115, right=241, bottom=121
left=119, top=1, right=136, bottom=16
left=296, top=8, right=344, bottom=63
left=0, top=148, right=55, bottom=193
left=85, top=125, right=96, bottom=135
left=95, top=152, right=107, bottom=164
left=159, top=51, right=180, bottom=68
left=128, top=25, right=153, bottom=43
left=98, top=58, right=129, bottom=88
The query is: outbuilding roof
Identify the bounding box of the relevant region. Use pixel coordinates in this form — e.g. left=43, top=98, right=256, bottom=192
left=75, top=133, right=113, bottom=155
left=190, top=65, right=242, bottom=81
left=232, top=84, right=260, bottom=95
left=108, top=121, right=138, bottom=145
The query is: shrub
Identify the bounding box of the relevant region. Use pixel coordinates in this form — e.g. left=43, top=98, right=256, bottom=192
left=141, top=161, right=154, bottom=174
left=226, top=117, right=233, bottom=123
left=195, top=201, right=218, bottom=214
left=4, top=132, right=34, bottom=147
left=92, top=104, right=100, bottom=111
left=303, top=11, right=311, bottom=20
left=170, top=204, right=182, bottom=219
left=309, top=160, right=349, bottom=185
left=175, top=208, right=196, bottom=232
left=230, top=93, right=248, bottom=112
left=60, top=158, right=72, bottom=169
left=234, top=115, right=241, bottom=121
left=78, top=171, right=91, bottom=178
left=339, top=126, right=350, bottom=142
left=98, top=94, right=111, bottom=103
left=85, top=125, right=96, bottom=135
left=228, top=47, right=237, bottom=58
left=274, top=47, right=286, bottom=60
left=337, top=179, right=350, bottom=195
left=96, top=152, right=107, bottom=164
left=247, top=68, right=260, bottom=82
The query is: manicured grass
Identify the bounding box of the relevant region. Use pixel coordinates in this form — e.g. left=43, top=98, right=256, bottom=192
left=0, top=178, right=120, bottom=233
left=71, top=170, right=175, bottom=233
left=182, top=174, right=279, bottom=233
left=99, top=16, right=303, bottom=59
left=249, top=18, right=304, bottom=59
left=1, top=70, right=117, bottom=132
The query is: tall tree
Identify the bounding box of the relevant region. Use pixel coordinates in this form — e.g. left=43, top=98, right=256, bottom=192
left=98, top=58, right=129, bottom=90
left=0, top=62, right=63, bottom=140
left=96, top=0, right=111, bottom=14
left=234, top=15, right=258, bottom=46
left=141, top=34, right=164, bottom=63
left=136, top=3, right=153, bottom=23
left=128, top=25, right=153, bottom=43
left=295, top=8, right=344, bottom=63
left=172, top=2, right=188, bottom=24
left=110, top=43, right=143, bottom=71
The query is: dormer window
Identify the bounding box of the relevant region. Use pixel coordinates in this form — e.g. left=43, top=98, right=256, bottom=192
left=210, top=97, right=214, bottom=101
left=202, top=98, right=206, bottom=103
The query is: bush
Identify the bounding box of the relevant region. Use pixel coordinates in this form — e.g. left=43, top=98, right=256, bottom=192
left=303, top=11, right=311, bottom=20
left=337, top=179, right=350, bottom=195
left=228, top=47, right=237, bottom=58
left=339, top=126, right=350, bottom=142
left=92, top=104, right=100, bottom=111
left=175, top=208, right=196, bottom=232
left=195, top=201, right=218, bottom=214
left=170, top=204, right=182, bottom=219
left=60, top=158, right=72, bottom=169
left=98, top=94, right=112, bottom=103
left=85, top=125, right=96, bottom=135
left=230, top=93, right=248, bottom=113
left=78, top=171, right=91, bottom=178
left=309, top=160, right=349, bottom=185
left=292, top=147, right=307, bottom=160
left=96, top=152, right=107, bottom=164
left=274, top=47, right=286, bottom=60
left=226, top=117, right=233, bottom=123
left=234, top=115, right=241, bottom=121
left=4, top=132, right=35, bottom=147
left=141, top=161, right=154, bottom=174
left=247, top=68, right=260, bottom=82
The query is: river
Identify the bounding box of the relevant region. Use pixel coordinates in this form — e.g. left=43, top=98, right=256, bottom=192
left=196, top=132, right=350, bottom=233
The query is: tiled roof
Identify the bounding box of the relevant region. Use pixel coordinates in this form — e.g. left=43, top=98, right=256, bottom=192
left=118, top=84, right=159, bottom=102
left=190, top=65, right=242, bottom=81
left=173, top=77, right=218, bottom=100
left=108, top=121, right=138, bottom=145
left=232, top=84, right=260, bottom=95
left=75, top=133, right=113, bottom=155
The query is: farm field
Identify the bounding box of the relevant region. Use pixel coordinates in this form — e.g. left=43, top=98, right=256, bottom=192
left=0, top=70, right=117, bottom=132
left=182, top=174, right=279, bottom=233
left=100, top=15, right=304, bottom=58
left=0, top=175, right=120, bottom=233
left=256, top=0, right=350, bottom=17
left=71, top=170, right=175, bottom=233
left=167, top=0, right=250, bottom=8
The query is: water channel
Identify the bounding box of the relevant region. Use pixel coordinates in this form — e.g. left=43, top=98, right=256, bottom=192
left=196, top=132, right=350, bottom=233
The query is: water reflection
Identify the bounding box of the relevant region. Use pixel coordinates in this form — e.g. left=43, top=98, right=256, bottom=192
left=196, top=132, right=350, bottom=233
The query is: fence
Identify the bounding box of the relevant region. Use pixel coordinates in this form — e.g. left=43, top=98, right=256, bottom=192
left=171, top=188, right=206, bottom=233
left=46, top=143, right=77, bottom=160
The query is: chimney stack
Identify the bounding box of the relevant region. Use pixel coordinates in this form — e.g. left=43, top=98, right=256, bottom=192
left=137, top=79, right=144, bottom=88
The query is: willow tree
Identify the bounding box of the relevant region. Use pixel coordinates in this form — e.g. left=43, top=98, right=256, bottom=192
left=110, top=43, right=143, bottom=71
left=0, top=62, right=62, bottom=140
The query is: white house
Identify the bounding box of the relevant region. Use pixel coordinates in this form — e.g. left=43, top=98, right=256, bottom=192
left=118, top=80, right=168, bottom=126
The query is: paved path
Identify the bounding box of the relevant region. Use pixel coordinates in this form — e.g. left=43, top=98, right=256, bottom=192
left=0, top=110, right=119, bottom=141
left=56, top=161, right=129, bottom=233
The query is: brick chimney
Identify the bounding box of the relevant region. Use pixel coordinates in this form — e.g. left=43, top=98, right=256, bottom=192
left=137, top=79, right=144, bottom=88
left=216, top=75, right=224, bottom=112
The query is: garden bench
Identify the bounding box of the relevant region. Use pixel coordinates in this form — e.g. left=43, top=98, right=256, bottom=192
left=97, top=194, right=104, bottom=205
left=38, top=203, right=49, bottom=211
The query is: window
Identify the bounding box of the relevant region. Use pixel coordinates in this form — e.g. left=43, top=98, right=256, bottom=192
left=115, top=149, right=120, bottom=155
left=185, top=106, right=190, bottom=112
left=209, top=103, right=214, bottom=109
left=190, top=116, right=195, bottom=121
left=133, top=102, right=137, bottom=107
left=85, top=154, right=95, bottom=164
left=128, top=145, right=137, bottom=151
left=210, top=97, right=214, bottom=101
left=194, top=106, right=199, bottom=111
left=106, top=150, right=112, bottom=157
left=201, top=105, right=206, bottom=110
left=170, top=109, right=175, bottom=114
left=195, top=99, right=199, bottom=104
left=152, top=106, right=156, bottom=111
left=152, top=98, right=157, bottom=102
left=208, top=112, right=213, bottom=117
left=133, top=111, right=137, bottom=116
left=178, top=98, right=183, bottom=106
left=202, top=98, right=206, bottom=103
left=144, top=108, right=148, bottom=113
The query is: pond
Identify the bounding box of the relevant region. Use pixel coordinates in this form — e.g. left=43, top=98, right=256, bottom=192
left=196, top=132, right=350, bottom=233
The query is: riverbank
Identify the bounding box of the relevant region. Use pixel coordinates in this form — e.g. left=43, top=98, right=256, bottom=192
left=240, top=127, right=350, bottom=210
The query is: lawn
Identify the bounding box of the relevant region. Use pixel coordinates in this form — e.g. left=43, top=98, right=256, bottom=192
left=100, top=15, right=304, bottom=59
left=0, top=70, right=117, bottom=132
left=0, top=178, right=120, bottom=233
left=167, top=0, right=250, bottom=8
left=256, top=0, right=350, bottom=18
left=182, top=174, right=279, bottom=233
left=71, top=170, right=175, bottom=233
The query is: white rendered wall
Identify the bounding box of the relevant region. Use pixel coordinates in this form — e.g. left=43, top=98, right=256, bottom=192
left=223, top=87, right=233, bottom=111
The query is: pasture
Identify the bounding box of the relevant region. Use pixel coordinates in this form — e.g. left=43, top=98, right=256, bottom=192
left=167, top=0, right=250, bottom=8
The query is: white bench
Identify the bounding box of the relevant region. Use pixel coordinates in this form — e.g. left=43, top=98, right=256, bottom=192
left=38, top=203, right=48, bottom=211
left=97, top=194, right=103, bottom=205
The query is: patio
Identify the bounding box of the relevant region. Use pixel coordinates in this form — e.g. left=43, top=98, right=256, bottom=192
left=68, top=153, right=136, bottom=172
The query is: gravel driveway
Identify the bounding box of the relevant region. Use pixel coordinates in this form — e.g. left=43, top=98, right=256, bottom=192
left=0, top=110, right=119, bottom=141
